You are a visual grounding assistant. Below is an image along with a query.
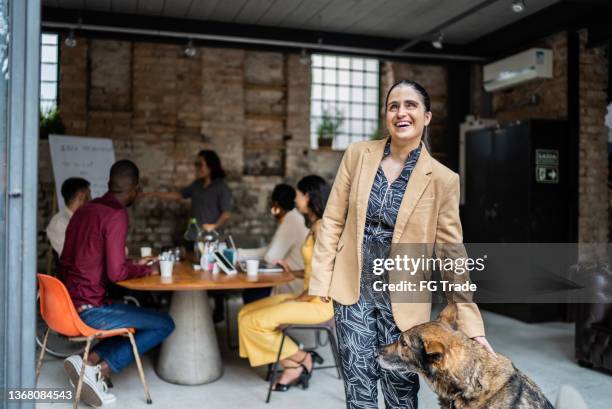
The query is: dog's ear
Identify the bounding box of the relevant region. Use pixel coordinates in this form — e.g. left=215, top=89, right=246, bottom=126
left=423, top=339, right=445, bottom=361
left=437, top=303, right=459, bottom=330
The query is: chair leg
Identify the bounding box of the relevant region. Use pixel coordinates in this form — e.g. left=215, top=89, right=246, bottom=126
left=35, top=328, right=50, bottom=384
left=326, top=328, right=342, bottom=380
left=127, top=332, right=152, bottom=404
left=74, top=336, right=93, bottom=409
left=265, top=330, right=287, bottom=404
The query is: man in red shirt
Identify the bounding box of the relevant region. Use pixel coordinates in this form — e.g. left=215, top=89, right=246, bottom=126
left=60, top=160, right=174, bottom=407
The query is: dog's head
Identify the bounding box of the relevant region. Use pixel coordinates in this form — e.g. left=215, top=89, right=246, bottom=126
left=378, top=304, right=466, bottom=377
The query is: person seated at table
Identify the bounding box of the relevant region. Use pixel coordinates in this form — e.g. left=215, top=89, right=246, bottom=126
left=60, top=160, right=175, bottom=407
left=46, top=177, right=91, bottom=255
left=239, top=183, right=309, bottom=303
left=238, top=175, right=333, bottom=392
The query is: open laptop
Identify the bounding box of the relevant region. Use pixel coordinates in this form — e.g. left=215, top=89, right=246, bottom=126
left=227, top=235, right=284, bottom=274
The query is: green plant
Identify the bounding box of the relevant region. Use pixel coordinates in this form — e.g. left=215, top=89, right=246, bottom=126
left=39, top=107, right=65, bottom=139
left=316, top=108, right=344, bottom=145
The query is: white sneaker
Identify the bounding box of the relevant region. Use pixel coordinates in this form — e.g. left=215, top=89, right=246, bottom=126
left=64, top=355, right=117, bottom=407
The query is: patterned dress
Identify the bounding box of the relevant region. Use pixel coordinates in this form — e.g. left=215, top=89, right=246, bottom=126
left=334, top=140, right=421, bottom=409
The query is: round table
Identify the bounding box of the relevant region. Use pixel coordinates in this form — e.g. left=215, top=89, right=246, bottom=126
left=117, top=261, right=294, bottom=385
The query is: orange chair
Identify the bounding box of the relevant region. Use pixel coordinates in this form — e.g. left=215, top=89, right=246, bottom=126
left=35, top=274, right=152, bottom=408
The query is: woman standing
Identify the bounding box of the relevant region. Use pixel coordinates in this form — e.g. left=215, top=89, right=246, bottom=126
left=238, top=175, right=333, bottom=392
left=147, top=149, right=232, bottom=231
left=309, top=80, right=493, bottom=408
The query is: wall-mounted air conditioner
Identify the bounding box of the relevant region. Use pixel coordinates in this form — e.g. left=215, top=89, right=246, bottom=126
left=483, top=48, right=553, bottom=92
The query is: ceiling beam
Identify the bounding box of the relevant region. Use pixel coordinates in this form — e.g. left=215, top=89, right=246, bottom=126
left=41, top=6, right=487, bottom=62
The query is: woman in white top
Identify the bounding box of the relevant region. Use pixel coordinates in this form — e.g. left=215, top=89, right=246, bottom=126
left=239, top=184, right=309, bottom=302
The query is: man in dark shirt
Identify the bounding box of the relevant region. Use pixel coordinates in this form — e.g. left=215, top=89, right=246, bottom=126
left=60, top=160, right=174, bottom=407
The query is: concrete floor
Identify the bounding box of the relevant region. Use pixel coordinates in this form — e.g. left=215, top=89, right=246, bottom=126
left=37, top=304, right=612, bottom=409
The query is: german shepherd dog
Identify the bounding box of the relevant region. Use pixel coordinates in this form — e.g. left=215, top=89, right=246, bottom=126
left=378, top=305, right=554, bottom=409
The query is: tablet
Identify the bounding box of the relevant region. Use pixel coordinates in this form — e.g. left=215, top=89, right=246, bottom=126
left=213, top=250, right=237, bottom=276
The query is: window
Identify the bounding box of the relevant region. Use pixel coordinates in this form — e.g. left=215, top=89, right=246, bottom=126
left=40, top=33, right=59, bottom=113
left=310, top=54, right=380, bottom=150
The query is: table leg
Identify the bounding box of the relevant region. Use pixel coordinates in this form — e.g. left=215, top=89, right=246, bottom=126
left=156, top=291, right=223, bottom=385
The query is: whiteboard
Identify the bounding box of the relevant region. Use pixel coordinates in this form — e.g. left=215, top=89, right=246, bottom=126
left=49, top=135, right=116, bottom=210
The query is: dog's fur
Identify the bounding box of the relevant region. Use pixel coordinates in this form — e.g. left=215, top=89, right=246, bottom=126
left=378, top=305, right=554, bottom=409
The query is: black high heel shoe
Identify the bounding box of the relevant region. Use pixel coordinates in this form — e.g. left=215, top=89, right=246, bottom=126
left=273, top=352, right=313, bottom=392
left=309, top=350, right=324, bottom=365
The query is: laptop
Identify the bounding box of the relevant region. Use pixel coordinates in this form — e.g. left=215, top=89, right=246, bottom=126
left=226, top=235, right=284, bottom=274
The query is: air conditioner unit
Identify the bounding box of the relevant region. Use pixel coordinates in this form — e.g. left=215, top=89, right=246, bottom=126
left=483, top=48, right=553, bottom=92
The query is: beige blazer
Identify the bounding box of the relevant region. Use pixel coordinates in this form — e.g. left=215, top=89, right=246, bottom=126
left=309, top=138, right=485, bottom=338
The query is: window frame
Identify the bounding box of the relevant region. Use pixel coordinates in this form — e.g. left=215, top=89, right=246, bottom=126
left=40, top=32, right=60, bottom=113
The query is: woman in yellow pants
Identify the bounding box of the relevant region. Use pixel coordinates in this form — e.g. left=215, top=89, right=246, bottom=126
left=238, top=175, right=333, bottom=391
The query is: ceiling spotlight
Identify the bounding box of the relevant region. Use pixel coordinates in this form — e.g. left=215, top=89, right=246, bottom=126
left=512, top=0, right=526, bottom=13
left=299, top=49, right=310, bottom=65
left=432, top=32, right=444, bottom=49
left=184, top=39, right=197, bottom=58
left=64, top=29, right=77, bottom=48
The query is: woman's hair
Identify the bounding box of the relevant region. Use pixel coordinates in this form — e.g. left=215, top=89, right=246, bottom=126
left=197, top=150, right=226, bottom=180
left=384, top=79, right=432, bottom=150
left=271, top=184, right=296, bottom=211
left=297, top=175, right=331, bottom=222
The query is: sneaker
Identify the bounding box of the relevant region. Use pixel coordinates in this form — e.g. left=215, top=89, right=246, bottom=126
left=64, top=355, right=117, bottom=407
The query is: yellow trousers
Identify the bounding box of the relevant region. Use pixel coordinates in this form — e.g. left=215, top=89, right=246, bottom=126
left=238, top=294, right=334, bottom=367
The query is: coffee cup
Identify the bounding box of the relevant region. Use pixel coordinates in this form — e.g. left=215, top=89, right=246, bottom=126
left=160, top=260, right=173, bottom=279
left=246, top=260, right=259, bottom=277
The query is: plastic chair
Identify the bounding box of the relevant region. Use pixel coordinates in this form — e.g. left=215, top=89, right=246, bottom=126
left=35, top=274, right=152, bottom=409
left=265, top=320, right=342, bottom=403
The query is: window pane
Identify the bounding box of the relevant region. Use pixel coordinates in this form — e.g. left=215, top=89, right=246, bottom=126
left=311, top=100, right=322, bottom=117
left=41, top=64, right=57, bottom=82
left=365, top=59, right=378, bottom=72
left=40, top=82, right=57, bottom=101
left=338, top=57, right=350, bottom=69
left=41, top=45, right=57, bottom=63
left=312, top=54, right=323, bottom=67
left=313, top=68, right=323, bottom=83
left=366, top=73, right=378, bottom=88
left=337, top=102, right=349, bottom=119
left=324, top=68, right=335, bottom=84
left=323, top=85, right=336, bottom=100
left=352, top=87, right=364, bottom=102
left=42, top=33, right=58, bottom=45
left=365, top=104, right=378, bottom=120
left=352, top=71, right=363, bottom=85
left=40, top=100, right=56, bottom=113
left=323, top=55, right=336, bottom=69
left=352, top=58, right=364, bottom=70
left=352, top=104, right=364, bottom=118
left=312, top=84, right=322, bottom=99
left=338, top=70, right=350, bottom=86
left=338, top=86, right=350, bottom=102
left=365, top=88, right=378, bottom=103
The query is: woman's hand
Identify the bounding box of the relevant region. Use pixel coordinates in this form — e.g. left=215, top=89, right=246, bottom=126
left=319, top=296, right=331, bottom=303
left=272, top=259, right=290, bottom=272
left=472, top=336, right=495, bottom=354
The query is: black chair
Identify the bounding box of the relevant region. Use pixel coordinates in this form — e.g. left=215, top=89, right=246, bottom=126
left=265, top=320, right=342, bottom=403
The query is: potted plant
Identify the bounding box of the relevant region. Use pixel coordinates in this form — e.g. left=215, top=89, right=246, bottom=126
left=316, top=108, right=343, bottom=148
left=39, top=107, right=65, bottom=140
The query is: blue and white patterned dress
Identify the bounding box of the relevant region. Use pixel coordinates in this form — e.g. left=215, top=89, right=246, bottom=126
left=334, top=139, right=421, bottom=409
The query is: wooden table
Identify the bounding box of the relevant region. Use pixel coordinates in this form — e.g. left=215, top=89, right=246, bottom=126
left=117, top=261, right=294, bottom=385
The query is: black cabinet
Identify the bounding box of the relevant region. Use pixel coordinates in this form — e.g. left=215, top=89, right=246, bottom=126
left=462, top=119, right=576, bottom=322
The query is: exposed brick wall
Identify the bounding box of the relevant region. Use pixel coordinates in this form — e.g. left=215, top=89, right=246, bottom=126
left=577, top=30, right=609, bottom=261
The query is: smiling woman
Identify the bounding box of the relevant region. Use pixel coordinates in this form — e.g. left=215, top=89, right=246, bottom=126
left=308, top=79, right=489, bottom=408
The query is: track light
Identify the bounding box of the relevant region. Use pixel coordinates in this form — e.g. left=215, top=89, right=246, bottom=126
left=432, top=32, right=444, bottom=50
left=64, top=28, right=77, bottom=48
left=512, top=0, right=526, bottom=13
left=299, top=49, right=310, bottom=65
left=184, top=39, right=197, bottom=58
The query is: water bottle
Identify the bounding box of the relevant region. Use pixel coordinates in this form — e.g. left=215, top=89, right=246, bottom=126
left=184, top=218, right=202, bottom=259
